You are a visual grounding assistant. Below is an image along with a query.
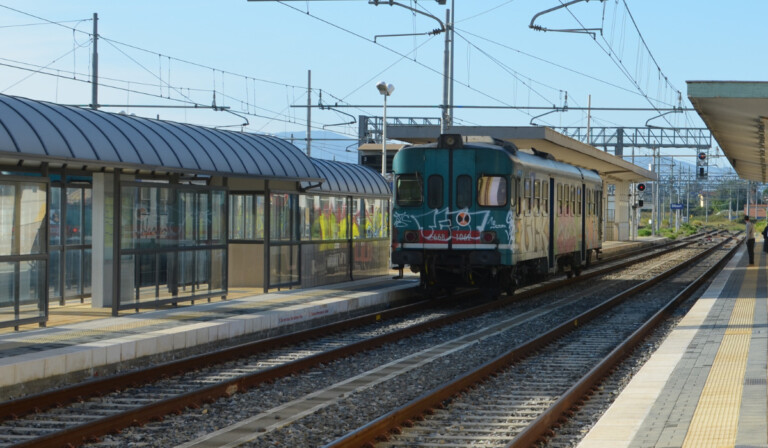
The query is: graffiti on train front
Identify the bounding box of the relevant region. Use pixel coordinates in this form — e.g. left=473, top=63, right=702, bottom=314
left=394, top=208, right=515, bottom=244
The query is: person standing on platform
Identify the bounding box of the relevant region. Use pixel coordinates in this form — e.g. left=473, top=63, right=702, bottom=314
left=763, top=222, right=768, bottom=253
left=745, top=215, right=755, bottom=264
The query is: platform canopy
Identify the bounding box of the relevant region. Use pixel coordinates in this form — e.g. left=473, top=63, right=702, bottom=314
left=687, top=81, right=768, bottom=183
left=302, top=159, right=391, bottom=196
left=0, top=94, right=322, bottom=181
left=384, top=125, right=656, bottom=183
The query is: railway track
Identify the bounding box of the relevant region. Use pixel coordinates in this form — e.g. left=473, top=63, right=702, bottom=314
left=330, top=235, right=738, bottom=448
left=0, top=232, right=728, bottom=447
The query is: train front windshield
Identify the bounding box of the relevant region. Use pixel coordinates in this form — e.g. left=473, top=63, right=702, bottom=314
left=396, top=174, right=423, bottom=207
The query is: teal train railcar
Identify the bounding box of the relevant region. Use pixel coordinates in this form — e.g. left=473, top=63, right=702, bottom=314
left=391, top=134, right=603, bottom=295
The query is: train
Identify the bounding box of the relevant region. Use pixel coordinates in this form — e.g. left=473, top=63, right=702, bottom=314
left=391, top=134, right=603, bottom=295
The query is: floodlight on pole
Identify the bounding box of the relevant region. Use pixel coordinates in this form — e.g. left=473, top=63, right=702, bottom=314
left=376, top=81, right=394, bottom=176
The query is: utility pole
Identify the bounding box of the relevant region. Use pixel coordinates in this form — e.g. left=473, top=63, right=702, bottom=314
left=307, top=70, right=311, bottom=157
left=656, top=149, right=660, bottom=232
left=448, top=0, right=454, bottom=128
left=440, top=7, right=452, bottom=133
left=686, top=166, right=690, bottom=222
left=91, top=13, right=99, bottom=109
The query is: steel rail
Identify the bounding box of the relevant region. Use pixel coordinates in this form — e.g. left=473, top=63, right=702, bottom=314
left=324, top=236, right=733, bottom=448
left=0, top=233, right=702, bottom=423
left=0, top=296, right=429, bottom=422
left=3, top=233, right=716, bottom=447
left=508, top=236, right=740, bottom=447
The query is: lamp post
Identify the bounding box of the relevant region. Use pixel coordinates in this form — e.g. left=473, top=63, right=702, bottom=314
left=376, top=81, right=394, bottom=176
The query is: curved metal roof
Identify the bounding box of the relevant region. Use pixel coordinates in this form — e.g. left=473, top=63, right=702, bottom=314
left=303, top=159, right=390, bottom=196
left=0, top=94, right=321, bottom=181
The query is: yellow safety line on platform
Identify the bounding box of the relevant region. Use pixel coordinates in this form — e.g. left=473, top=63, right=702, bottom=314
left=682, top=266, right=756, bottom=448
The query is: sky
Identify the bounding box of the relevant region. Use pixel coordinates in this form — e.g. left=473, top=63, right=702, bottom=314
left=0, top=0, right=765, bottom=169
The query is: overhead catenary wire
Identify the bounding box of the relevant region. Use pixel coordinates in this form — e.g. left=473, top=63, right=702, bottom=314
left=276, top=1, right=539, bottom=122
left=551, top=0, right=683, bottom=129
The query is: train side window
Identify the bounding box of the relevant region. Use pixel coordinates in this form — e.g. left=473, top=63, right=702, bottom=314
left=516, top=179, right=522, bottom=216
left=509, top=177, right=517, bottom=207
left=577, top=187, right=582, bottom=216
left=570, top=186, right=576, bottom=216
left=565, top=185, right=571, bottom=215
left=557, top=183, right=563, bottom=216
left=586, top=188, right=591, bottom=215
left=523, top=178, right=532, bottom=214
left=396, top=174, right=423, bottom=207
left=456, top=175, right=472, bottom=209
left=596, top=190, right=601, bottom=215
left=427, top=175, right=444, bottom=209
left=534, top=180, right=541, bottom=214
left=478, top=175, right=507, bottom=207
left=542, top=182, right=549, bottom=215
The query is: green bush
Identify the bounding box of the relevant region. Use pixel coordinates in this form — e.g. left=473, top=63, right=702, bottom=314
left=638, top=228, right=652, bottom=237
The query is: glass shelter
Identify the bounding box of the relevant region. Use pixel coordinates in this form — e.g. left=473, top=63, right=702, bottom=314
left=0, top=93, right=390, bottom=328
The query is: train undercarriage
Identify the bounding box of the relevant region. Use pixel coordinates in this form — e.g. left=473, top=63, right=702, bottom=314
left=397, top=248, right=597, bottom=298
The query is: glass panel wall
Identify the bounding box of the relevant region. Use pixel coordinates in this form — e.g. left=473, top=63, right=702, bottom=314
left=269, top=193, right=299, bottom=288
left=300, top=193, right=390, bottom=287
left=49, top=183, right=92, bottom=304
left=119, top=183, right=227, bottom=310
left=0, top=179, right=48, bottom=329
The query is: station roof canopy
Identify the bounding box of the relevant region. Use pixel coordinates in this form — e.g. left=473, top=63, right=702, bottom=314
left=302, top=158, right=391, bottom=196
left=0, top=94, right=322, bottom=182
left=384, top=125, right=656, bottom=183
left=687, top=81, right=768, bottom=183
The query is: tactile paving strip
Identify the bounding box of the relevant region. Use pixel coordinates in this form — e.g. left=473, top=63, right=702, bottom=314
left=681, top=266, right=756, bottom=448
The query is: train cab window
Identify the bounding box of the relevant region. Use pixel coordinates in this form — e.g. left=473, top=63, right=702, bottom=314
left=427, top=175, right=444, bottom=209
left=456, top=175, right=472, bottom=209
left=396, top=174, right=423, bottom=207
left=542, top=182, right=549, bottom=215
left=577, top=187, right=582, bottom=216
left=534, top=180, right=541, bottom=213
left=478, top=175, right=507, bottom=207
left=557, top=183, right=563, bottom=216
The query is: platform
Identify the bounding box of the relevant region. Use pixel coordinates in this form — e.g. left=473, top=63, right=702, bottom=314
left=0, top=275, right=418, bottom=399
left=579, top=237, right=766, bottom=448
left=0, top=237, right=663, bottom=400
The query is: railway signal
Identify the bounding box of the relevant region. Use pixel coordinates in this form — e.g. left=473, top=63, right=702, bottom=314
left=637, top=183, right=646, bottom=192
left=697, top=152, right=708, bottom=178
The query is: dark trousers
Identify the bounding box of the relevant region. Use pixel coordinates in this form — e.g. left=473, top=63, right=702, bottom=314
left=747, top=238, right=755, bottom=264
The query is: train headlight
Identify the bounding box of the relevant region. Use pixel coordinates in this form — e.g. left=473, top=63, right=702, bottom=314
left=481, top=231, right=497, bottom=243
left=404, top=230, right=419, bottom=243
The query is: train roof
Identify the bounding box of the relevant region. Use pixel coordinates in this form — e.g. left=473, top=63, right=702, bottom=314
left=403, top=135, right=601, bottom=183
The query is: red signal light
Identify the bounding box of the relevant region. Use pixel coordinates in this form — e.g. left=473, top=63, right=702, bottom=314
left=637, top=183, right=646, bottom=192
left=698, top=152, right=706, bottom=161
